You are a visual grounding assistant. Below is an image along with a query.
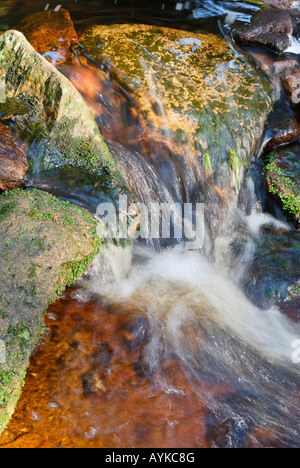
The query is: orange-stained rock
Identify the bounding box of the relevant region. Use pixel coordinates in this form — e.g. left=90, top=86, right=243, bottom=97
left=0, top=123, right=29, bottom=190
left=265, top=0, right=300, bottom=10
left=15, top=8, right=78, bottom=66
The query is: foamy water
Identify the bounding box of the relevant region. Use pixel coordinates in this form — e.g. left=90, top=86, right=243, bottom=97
left=80, top=210, right=300, bottom=444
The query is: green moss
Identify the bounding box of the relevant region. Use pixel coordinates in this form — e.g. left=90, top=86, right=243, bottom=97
left=29, top=265, right=37, bottom=279
left=264, top=152, right=300, bottom=223
left=60, top=215, right=77, bottom=227
left=46, top=117, right=118, bottom=190
left=0, top=310, right=8, bottom=319
left=0, top=188, right=104, bottom=433
left=0, top=201, right=17, bottom=221
left=50, top=241, right=102, bottom=305
left=0, top=369, right=26, bottom=433
left=228, top=148, right=251, bottom=194
left=203, top=152, right=213, bottom=177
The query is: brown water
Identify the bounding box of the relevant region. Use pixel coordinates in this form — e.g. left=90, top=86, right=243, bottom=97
left=0, top=283, right=297, bottom=449
left=0, top=0, right=300, bottom=449
left=0, top=291, right=210, bottom=448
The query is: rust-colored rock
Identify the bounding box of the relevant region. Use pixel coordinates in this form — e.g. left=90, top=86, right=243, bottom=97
left=0, top=123, right=28, bottom=191
left=273, top=60, right=300, bottom=107
left=15, top=8, right=78, bottom=66
left=265, top=0, right=300, bottom=11
left=281, top=70, right=300, bottom=106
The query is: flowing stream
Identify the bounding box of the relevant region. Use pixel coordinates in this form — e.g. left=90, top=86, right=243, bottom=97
left=0, top=0, right=300, bottom=448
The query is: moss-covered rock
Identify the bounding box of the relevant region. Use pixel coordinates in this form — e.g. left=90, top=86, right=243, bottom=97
left=0, top=30, right=124, bottom=191
left=264, top=151, right=300, bottom=226
left=79, top=24, right=274, bottom=194
left=0, top=189, right=102, bottom=433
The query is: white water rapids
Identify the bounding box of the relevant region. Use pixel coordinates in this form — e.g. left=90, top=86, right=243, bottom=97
left=81, top=209, right=300, bottom=445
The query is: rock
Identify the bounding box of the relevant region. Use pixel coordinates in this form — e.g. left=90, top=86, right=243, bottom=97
left=232, top=9, right=293, bottom=54
left=0, top=122, right=28, bottom=190
left=244, top=230, right=300, bottom=322
left=0, top=188, right=102, bottom=433
left=15, top=8, right=78, bottom=66
left=265, top=105, right=300, bottom=150
left=264, top=151, right=300, bottom=226
left=78, top=24, right=274, bottom=197
left=0, top=31, right=123, bottom=191
left=270, top=60, right=300, bottom=107
left=265, top=0, right=300, bottom=11
left=281, top=70, right=300, bottom=107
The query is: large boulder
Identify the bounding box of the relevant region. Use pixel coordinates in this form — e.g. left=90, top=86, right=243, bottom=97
left=78, top=24, right=274, bottom=198
left=0, top=189, right=102, bottom=433
left=0, top=30, right=122, bottom=190
left=0, top=122, right=28, bottom=190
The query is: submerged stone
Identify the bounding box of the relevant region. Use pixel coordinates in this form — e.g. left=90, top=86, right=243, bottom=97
left=0, top=189, right=102, bottom=433
left=79, top=24, right=274, bottom=196
left=15, top=8, right=78, bottom=66
left=0, top=122, right=28, bottom=190
left=0, top=31, right=123, bottom=191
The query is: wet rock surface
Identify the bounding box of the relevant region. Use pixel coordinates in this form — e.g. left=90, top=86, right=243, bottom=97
left=264, top=150, right=300, bottom=226
left=15, top=8, right=78, bottom=66
left=244, top=229, right=300, bottom=322
left=232, top=8, right=293, bottom=54
left=0, top=1, right=299, bottom=449
left=265, top=0, right=300, bottom=11
left=79, top=23, right=274, bottom=198
left=278, top=65, right=300, bottom=108
left=266, top=104, right=300, bottom=150
left=0, top=122, right=28, bottom=190
left=0, top=31, right=120, bottom=188
left=0, top=189, right=101, bottom=434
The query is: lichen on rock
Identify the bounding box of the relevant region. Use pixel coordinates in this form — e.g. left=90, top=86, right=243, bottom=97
left=0, top=189, right=102, bottom=433
left=79, top=24, right=275, bottom=194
